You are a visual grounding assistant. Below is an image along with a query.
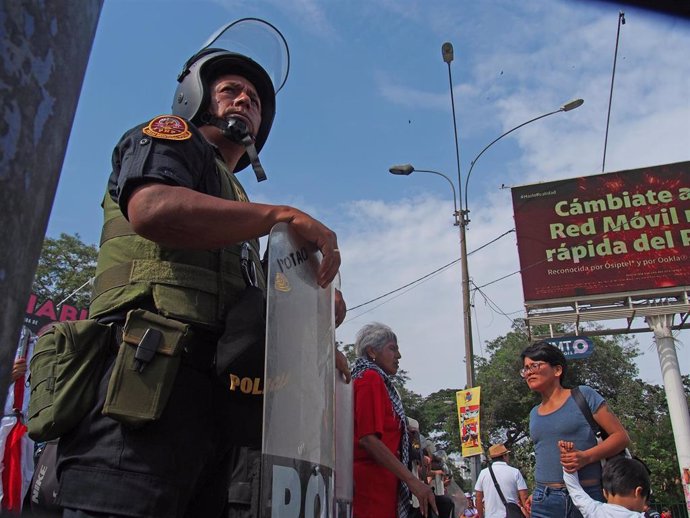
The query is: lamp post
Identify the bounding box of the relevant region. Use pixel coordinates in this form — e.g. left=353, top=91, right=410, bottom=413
left=388, top=41, right=586, bottom=487
left=463, top=98, right=584, bottom=215
left=388, top=164, right=473, bottom=387
left=389, top=165, right=460, bottom=226
left=389, top=99, right=583, bottom=486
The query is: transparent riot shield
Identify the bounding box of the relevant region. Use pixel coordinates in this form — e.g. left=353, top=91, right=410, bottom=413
left=334, top=376, right=353, bottom=518
left=261, top=222, right=335, bottom=518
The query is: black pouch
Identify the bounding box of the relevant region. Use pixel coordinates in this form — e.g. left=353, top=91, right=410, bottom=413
left=505, top=502, right=524, bottom=518
left=216, top=286, right=266, bottom=378
left=29, top=440, right=62, bottom=516
left=102, top=309, right=189, bottom=427
left=27, top=319, right=112, bottom=442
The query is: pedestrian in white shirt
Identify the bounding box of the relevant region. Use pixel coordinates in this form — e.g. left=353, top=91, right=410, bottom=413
left=474, top=444, right=528, bottom=518
left=560, top=440, right=650, bottom=518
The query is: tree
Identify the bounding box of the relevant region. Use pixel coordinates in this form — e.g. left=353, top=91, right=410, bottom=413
left=32, top=232, right=97, bottom=307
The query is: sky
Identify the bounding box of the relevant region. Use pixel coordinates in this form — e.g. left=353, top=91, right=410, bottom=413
left=48, top=0, right=690, bottom=397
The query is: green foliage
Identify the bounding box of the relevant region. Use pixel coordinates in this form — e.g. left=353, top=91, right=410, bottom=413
left=474, top=323, right=539, bottom=448
left=32, top=233, right=97, bottom=307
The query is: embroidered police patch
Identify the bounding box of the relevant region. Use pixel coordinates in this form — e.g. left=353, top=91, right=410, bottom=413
left=142, top=115, right=192, bottom=140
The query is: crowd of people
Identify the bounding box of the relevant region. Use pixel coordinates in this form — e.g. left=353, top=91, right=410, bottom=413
left=351, top=327, right=668, bottom=518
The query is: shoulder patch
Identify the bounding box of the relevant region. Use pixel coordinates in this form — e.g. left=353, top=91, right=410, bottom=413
left=142, top=115, right=192, bottom=141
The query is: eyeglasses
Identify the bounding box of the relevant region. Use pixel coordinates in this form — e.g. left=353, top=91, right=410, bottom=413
left=519, top=361, right=548, bottom=378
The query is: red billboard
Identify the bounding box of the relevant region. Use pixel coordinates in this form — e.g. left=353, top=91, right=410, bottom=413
left=511, top=161, right=690, bottom=303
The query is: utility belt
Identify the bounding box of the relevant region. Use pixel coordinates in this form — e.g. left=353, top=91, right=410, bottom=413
left=109, top=317, right=218, bottom=372
left=102, top=309, right=220, bottom=428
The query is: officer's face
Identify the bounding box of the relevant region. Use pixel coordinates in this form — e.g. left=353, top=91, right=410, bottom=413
left=208, top=74, right=262, bottom=137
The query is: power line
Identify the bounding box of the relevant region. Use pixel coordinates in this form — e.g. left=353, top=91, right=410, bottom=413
left=346, top=229, right=516, bottom=312
left=472, top=282, right=520, bottom=326
left=344, top=265, right=451, bottom=323
left=347, top=260, right=458, bottom=312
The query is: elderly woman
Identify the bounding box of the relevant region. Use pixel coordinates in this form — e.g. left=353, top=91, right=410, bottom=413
left=352, top=323, right=437, bottom=518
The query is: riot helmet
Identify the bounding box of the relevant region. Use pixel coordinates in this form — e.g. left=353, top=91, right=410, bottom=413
left=173, top=18, right=289, bottom=175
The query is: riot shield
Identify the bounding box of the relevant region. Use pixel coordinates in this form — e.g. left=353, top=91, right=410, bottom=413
left=261, top=222, right=335, bottom=518
left=334, top=376, right=353, bottom=518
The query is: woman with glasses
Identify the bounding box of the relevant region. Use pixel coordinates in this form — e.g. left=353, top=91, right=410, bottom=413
left=520, top=341, right=629, bottom=518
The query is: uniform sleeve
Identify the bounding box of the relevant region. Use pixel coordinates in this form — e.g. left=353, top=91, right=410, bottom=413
left=109, top=119, right=218, bottom=218
left=354, top=371, right=390, bottom=440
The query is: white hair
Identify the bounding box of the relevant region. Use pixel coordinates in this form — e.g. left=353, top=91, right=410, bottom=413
left=354, top=322, right=397, bottom=358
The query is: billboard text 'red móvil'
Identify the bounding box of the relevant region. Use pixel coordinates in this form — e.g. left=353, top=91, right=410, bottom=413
left=511, top=161, right=690, bottom=303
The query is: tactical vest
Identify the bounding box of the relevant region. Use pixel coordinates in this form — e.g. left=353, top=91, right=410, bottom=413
left=89, top=158, right=265, bottom=332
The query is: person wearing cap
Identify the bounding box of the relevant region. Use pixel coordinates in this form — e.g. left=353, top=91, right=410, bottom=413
left=53, top=20, right=346, bottom=518
left=474, top=444, right=529, bottom=518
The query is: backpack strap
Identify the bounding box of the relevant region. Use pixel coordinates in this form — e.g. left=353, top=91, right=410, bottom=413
left=571, top=386, right=604, bottom=439
left=487, top=462, right=508, bottom=506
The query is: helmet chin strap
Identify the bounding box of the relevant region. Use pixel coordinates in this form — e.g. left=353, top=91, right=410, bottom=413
left=205, top=115, right=267, bottom=182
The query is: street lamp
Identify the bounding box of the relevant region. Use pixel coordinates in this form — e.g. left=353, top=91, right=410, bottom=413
left=389, top=165, right=460, bottom=226
left=388, top=164, right=473, bottom=390
left=389, top=95, right=584, bottom=388
left=463, top=98, right=584, bottom=215
left=389, top=98, right=584, bottom=485
left=389, top=40, right=584, bottom=486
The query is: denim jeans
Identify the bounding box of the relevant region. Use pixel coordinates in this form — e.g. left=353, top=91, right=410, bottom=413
left=531, top=483, right=605, bottom=518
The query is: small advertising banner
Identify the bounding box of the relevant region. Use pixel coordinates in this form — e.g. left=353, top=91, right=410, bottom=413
left=545, top=336, right=594, bottom=360
left=456, top=387, right=482, bottom=458
left=511, top=161, right=690, bottom=304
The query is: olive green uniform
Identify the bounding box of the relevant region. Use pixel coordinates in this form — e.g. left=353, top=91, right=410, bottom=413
left=56, top=117, right=264, bottom=518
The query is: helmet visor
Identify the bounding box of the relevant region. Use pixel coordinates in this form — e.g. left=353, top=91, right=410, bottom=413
left=201, top=18, right=290, bottom=94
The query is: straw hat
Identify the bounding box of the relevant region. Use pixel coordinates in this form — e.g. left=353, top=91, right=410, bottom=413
left=488, top=443, right=510, bottom=458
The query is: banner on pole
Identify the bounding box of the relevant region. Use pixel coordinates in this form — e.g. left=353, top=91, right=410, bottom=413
left=456, top=387, right=482, bottom=458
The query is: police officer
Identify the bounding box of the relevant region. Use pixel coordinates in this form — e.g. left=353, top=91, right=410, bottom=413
left=55, top=22, right=345, bottom=518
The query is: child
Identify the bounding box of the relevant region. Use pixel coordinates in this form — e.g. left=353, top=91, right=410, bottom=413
left=559, top=440, right=650, bottom=517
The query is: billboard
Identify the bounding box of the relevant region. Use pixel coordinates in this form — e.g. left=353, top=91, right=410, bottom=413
left=512, top=162, right=690, bottom=303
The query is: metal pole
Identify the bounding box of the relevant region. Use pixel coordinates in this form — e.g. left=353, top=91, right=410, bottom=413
left=458, top=213, right=480, bottom=486
left=646, top=314, right=690, bottom=508
left=442, top=41, right=480, bottom=486
left=459, top=217, right=475, bottom=389
left=602, top=11, right=625, bottom=173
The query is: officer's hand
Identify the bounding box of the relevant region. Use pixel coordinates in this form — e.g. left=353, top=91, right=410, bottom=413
left=335, top=349, right=351, bottom=383
left=335, top=289, right=347, bottom=327
left=286, top=210, right=340, bottom=288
